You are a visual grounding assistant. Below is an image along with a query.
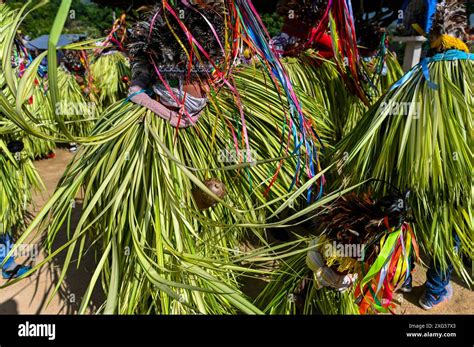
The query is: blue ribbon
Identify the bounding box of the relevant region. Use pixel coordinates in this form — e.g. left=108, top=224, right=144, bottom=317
left=421, top=58, right=439, bottom=90
left=427, top=49, right=473, bottom=62
left=424, top=0, right=438, bottom=33
left=390, top=50, right=473, bottom=92
left=122, top=88, right=152, bottom=105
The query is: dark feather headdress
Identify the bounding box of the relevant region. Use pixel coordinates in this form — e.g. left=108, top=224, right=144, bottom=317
left=317, top=190, right=411, bottom=262
left=127, top=1, right=226, bottom=82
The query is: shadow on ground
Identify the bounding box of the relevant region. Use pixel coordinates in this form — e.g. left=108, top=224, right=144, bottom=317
left=0, top=149, right=104, bottom=314
left=41, top=200, right=104, bottom=314
left=0, top=299, right=18, bottom=314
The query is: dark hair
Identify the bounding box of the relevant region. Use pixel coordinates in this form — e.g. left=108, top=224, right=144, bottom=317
left=128, top=2, right=225, bottom=82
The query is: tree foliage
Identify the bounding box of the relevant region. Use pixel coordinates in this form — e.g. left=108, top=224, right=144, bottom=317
left=261, top=12, right=284, bottom=38
left=6, top=0, right=119, bottom=38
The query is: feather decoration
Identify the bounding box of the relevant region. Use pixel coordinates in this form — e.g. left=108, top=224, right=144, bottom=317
left=127, top=0, right=325, bottom=199
left=429, top=0, right=469, bottom=53
left=314, top=191, right=419, bottom=314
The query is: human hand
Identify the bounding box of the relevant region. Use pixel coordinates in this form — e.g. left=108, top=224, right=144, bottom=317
left=129, top=86, right=203, bottom=128
left=168, top=111, right=202, bottom=128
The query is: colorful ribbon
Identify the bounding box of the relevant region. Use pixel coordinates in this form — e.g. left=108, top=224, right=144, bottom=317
left=390, top=50, right=473, bottom=91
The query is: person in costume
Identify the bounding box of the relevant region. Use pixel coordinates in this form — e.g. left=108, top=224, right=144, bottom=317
left=0, top=4, right=44, bottom=279
left=403, top=0, right=469, bottom=310
left=3, top=0, right=326, bottom=313
left=8, top=31, right=56, bottom=159
left=271, top=0, right=404, bottom=145
left=337, top=0, right=472, bottom=310
left=0, top=140, right=36, bottom=279
left=257, top=188, right=418, bottom=314
left=91, top=12, right=131, bottom=106
left=126, top=1, right=224, bottom=128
